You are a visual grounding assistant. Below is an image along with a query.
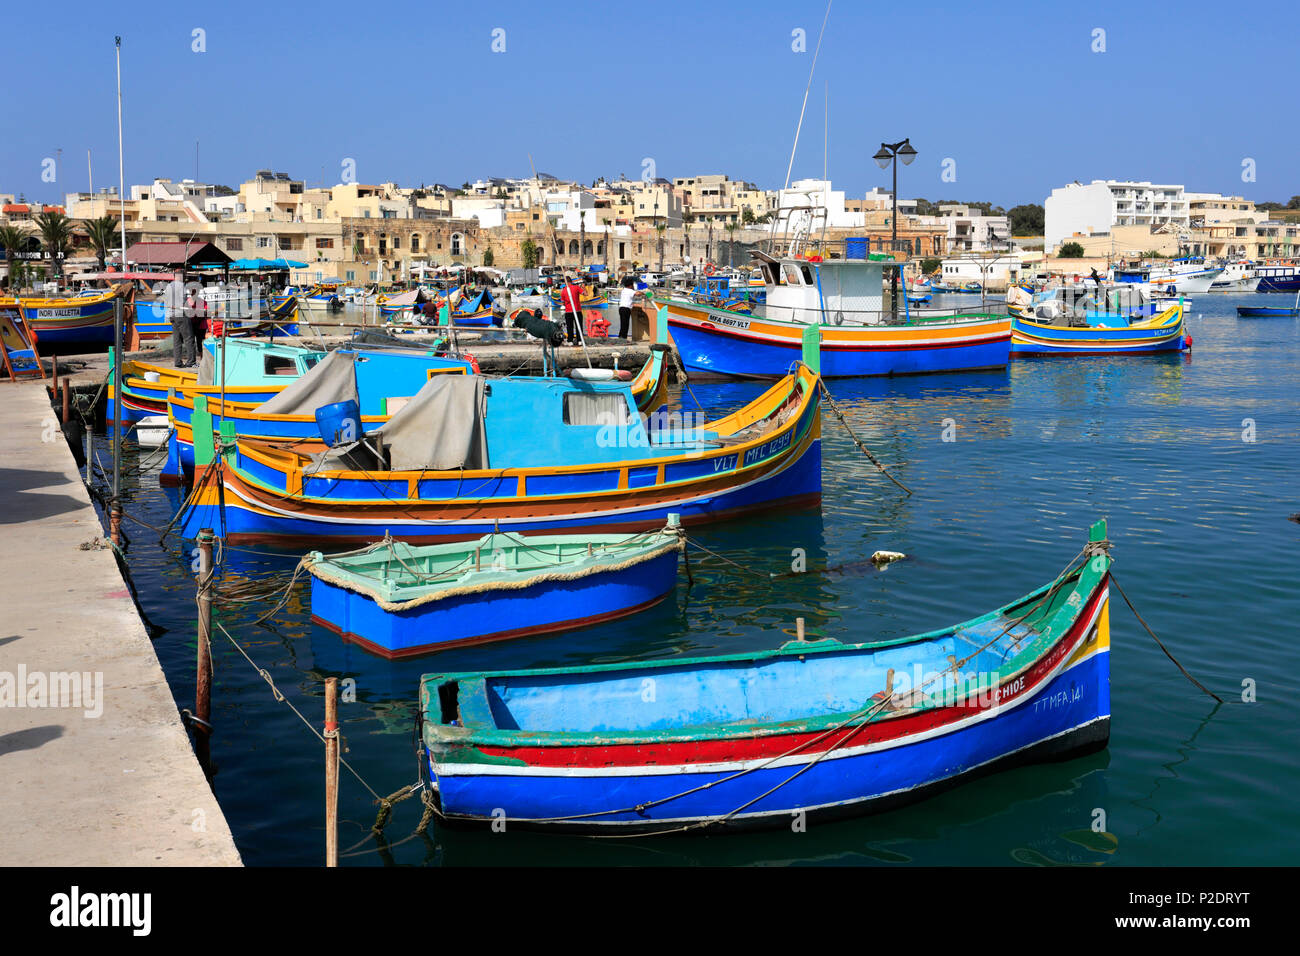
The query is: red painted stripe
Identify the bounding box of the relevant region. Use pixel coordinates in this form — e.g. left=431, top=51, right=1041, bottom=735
left=469, top=581, right=1107, bottom=769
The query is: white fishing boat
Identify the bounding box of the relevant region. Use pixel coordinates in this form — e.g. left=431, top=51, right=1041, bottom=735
left=1209, top=260, right=1259, bottom=293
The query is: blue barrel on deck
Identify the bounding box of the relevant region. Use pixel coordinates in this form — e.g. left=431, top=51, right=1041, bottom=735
left=845, top=237, right=869, bottom=260
left=315, top=400, right=362, bottom=446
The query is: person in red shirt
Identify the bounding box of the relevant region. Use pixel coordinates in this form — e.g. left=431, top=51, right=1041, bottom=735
left=560, top=274, right=584, bottom=344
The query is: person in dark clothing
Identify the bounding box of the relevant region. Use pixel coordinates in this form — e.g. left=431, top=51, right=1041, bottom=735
left=559, top=274, right=584, bottom=344
left=167, top=277, right=196, bottom=367
left=617, top=276, right=635, bottom=340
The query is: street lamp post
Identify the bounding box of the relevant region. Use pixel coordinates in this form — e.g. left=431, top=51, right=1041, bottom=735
left=874, top=138, right=917, bottom=321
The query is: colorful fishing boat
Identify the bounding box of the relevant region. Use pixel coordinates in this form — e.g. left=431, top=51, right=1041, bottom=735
left=108, top=338, right=325, bottom=435
left=3, top=290, right=120, bottom=345
left=306, top=519, right=684, bottom=658
left=176, top=333, right=822, bottom=545
left=659, top=253, right=1009, bottom=380
left=164, top=346, right=478, bottom=472
left=416, top=520, right=1113, bottom=833
left=1010, top=302, right=1190, bottom=356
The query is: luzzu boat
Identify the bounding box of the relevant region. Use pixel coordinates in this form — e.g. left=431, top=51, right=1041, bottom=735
left=2, top=290, right=120, bottom=346
left=108, top=338, right=325, bottom=436
left=168, top=331, right=670, bottom=471
left=164, top=346, right=478, bottom=473
left=1009, top=302, right=1190, bottom=356
left=176, top=333, right=823, bottom=545
left=659, top=250, right=1010, bottom=380
left=305, top=520, right=684, bottom=658
left=417, top=520, right=1114, bottom=833
left=548, top=287, right=607, bottom=309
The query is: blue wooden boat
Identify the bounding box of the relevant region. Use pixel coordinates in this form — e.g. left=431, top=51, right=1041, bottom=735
left=176, top=333, right=823, bottom=546
left=659, top=254, right=1010, bottom=380
left=163, top=346, right=476, bottom=472
left=108, top=338, right=325, bottom=437
left=1237, top=306, right=1299, bottom=317
left=306, top=519, right=684, bottom=658
left=1237, top=292, right=1298, bottom=318
left=417, top=520, right=1114, bottom=833
left=1010, top=303, right=1190, bottom=356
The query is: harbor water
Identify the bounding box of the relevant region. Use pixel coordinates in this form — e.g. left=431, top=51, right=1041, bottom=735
left=102, top=293, right=1300, bottom=865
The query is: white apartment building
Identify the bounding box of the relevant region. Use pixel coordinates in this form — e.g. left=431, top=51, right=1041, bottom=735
left=1045, top=180, right=1188, bottom=252
left=778, top=178, right=865, bottom=229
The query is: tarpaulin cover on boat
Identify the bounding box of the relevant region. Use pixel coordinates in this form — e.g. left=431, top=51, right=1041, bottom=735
left=384, top=289, right=427, bottom=307
left=255, top=349, right=358, bottom=415
left=197, top=348, right=216, bottom=386
left=456, top=291, right=488, bottom=314
left=310, top=373, right=487, bottom=472
left=374, top=373, right=487, bottom=470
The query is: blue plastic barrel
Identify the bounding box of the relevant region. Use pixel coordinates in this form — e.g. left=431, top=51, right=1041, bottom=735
left=845, top=237, right=869, bottom=260
left=315, top=400, right=362, bottom=446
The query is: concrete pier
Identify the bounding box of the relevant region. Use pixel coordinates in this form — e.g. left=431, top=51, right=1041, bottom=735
left=0, top=383, right=241, bottom=866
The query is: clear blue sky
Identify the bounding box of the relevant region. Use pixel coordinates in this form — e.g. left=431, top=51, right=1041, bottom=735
left=6, top=0, right=1298, bottom=210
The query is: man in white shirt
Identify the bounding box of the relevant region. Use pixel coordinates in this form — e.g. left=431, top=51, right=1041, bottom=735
left=617, top=276, right=635, bottom=340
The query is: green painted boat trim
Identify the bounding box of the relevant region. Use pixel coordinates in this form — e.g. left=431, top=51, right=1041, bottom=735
left=306, top=527, right=683, bottom=610
left=421, top=521, right=1111, bottom=753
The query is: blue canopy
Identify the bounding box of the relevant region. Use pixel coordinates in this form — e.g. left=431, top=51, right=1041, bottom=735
left=230, top=257, right=308, bottom=271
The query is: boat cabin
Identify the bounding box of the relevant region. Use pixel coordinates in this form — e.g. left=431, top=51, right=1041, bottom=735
left=752, top=252, right=902, bottom=326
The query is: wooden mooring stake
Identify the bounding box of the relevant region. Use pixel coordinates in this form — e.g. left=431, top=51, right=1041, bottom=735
left=324, top=677, right=339, bottom=868
left=195, top=528, right=214, bottom=775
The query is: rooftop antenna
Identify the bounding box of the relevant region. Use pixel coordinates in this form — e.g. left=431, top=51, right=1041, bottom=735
left=783, top=0, right=832, bottom=190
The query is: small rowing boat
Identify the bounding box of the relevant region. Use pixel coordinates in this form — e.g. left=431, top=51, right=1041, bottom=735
left=418, top=520, right=1114, bottom=833
left=306, top=519, right=684, bottom=658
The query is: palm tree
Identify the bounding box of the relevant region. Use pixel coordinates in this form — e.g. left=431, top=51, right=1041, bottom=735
left=706, top=220, right=714, bottom=265
left=682, top=211, right=695, bottom=270
left=655, top=221, right=667, bottom=272
left=84, top=215, right=119, bottom=271
left=725, top=222, right=739, bottom=268
left=34, top=210, right=75, bottom=281
left=0, top=224, right=28, bottom=290
left=579, top=210, right=586, bottom=269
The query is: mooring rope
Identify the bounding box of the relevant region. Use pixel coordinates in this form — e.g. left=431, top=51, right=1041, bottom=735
left=1110, top=573, right=1222, bottom=703
left=816, top=380, right=914, bottom=495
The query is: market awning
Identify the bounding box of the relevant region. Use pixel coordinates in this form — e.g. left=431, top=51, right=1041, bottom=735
left=230, top=257, right=308, bottom=271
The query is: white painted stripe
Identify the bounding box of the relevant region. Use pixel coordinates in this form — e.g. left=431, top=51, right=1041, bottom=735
left=443, top=716, right=1112, bottom=827
left=434, top=597, right=1108, bottom=779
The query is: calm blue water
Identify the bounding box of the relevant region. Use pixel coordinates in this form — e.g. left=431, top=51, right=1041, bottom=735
left=101, top=293, right=1300, bottom=866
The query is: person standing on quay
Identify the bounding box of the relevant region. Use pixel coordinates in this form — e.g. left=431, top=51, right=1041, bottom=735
left=560, top=273, right=584, bottom=344
left=618, top=275, right=635, bottom=340
left=167, top=275, right=196, bottom=367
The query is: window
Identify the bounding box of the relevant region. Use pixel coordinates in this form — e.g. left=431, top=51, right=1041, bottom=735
left=392, top=236, right=401, bottom=250
left=346, top=270, right=356, bottom=281
left=256, top=237, right=271, bottom=248
left=563, top=392, right=629, bottom=425
left=411, top=234, right=420, bottom=252
left=368, top=270, right=377, bottom=280
left=227, top=238, right=243, bottom=251
left=264, top=355, right=298, bottom=375
left=315, top=238, right=334, bottom=249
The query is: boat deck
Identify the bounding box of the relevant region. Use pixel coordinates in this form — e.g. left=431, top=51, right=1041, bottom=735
left=0, top=383, right=241, bottom=865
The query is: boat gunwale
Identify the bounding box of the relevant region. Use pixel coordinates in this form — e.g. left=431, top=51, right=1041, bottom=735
left=420, top=549, right=1109, bottom=748
left=221, top=364, right=818, bottom=487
